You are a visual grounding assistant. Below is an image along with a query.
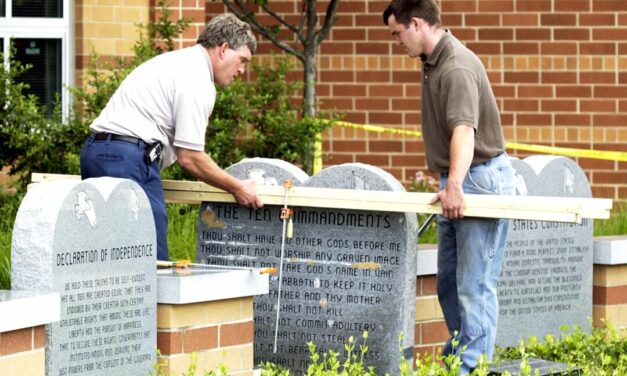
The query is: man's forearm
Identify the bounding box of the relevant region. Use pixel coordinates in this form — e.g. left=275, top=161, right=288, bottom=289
left=175, top=148, right=243, bottom=193
left=447, top=125, right=475, bottom=187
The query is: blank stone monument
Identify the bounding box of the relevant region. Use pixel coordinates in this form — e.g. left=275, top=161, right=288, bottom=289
left=12, top=178, right=157, bottom=375
left=197, top=158, right=417, bottom=375
left=496, top=156, right=593, bottom=347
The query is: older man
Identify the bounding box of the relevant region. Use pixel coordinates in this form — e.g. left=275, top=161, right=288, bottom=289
left=81, top=14, right=263, bottom=261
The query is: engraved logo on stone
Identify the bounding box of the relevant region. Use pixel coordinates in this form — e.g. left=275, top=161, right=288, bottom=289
left=247, top=168, right=279, bottom=186
left=564, top=166, right=575, bottom=195
left=130, top=189, right=140, bottom=221
left=74, top=191, right=97, bottom=227
left=514, top=171, right=529, bottom=196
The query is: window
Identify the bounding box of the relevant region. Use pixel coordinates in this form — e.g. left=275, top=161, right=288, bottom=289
left=13, top=0, right=63, bottom=18
left=0, top=0, right=72, bottom=115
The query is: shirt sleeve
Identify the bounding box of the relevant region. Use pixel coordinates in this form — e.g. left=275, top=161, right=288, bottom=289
left=440, top=67, right=480, bottom=131
left=171, top=78, right=216, bottom=151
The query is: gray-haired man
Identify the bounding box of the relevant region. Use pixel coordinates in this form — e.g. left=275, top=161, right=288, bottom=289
left=81, top=14, right=263, bottom=261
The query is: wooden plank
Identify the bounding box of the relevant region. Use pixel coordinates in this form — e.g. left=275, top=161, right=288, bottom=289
left=31, top=173, right=612, bottom=222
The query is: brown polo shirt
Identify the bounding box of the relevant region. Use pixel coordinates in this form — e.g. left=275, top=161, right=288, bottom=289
left=421, top=31, right=505, bottom=173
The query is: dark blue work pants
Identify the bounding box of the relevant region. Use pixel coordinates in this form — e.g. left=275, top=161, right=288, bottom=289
left=80, top=134, right=169, bottom=260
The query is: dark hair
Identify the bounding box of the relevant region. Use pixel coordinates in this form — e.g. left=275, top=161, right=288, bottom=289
left=383, top=0, right=441, bottom=27
left=197, top=13, right=257, bottom=54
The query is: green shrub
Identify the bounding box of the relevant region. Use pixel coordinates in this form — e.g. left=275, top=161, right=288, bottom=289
left=0, top=191, right=23, bottom=289
left=595, top=203, right=627, bottom=237
left=407, top=171, right=439, bottom=244
left=208, top=56, right=335, bottom=173
left=166, top=204, right=199, bottom=261
left=497, top=322, right=627, bottom=375
left=0, top=50, right=87, bottom=189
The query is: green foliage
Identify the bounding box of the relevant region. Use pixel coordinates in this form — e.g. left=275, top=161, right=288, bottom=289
left=209, top=56, right=335, bottom=173
left=259, top=332, right=376, bottom=376
left=256, top=325, right=627, bottom=375
left=0, top=191, right=23, bottom=289
left=151, top=351, right=229, bottom=376
left=166, top=204, right=199, bottom=261
left=498, top=322, right=627, bottom=375
left=0, top=1, right=188, bottom=190
left=0, top=50, right=88, bottom=189
left=407, top=171, right=439, bottom=244
left=595, top=203, right=627, bottom=237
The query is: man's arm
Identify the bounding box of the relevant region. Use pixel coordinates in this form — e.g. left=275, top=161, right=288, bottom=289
left=176, top=147, right=263, bottom=209
left=430, top=124, right=474, bottom=219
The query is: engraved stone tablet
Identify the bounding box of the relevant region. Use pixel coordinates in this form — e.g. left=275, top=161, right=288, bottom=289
left=12, top=178, right=157, bottom=376
left=197, top=159, right=417, bottom=374
left=496, top=156, right=593, bottom=346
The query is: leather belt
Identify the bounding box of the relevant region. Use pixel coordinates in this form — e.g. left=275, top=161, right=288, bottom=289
left=93, top=132, right=141, bottom=145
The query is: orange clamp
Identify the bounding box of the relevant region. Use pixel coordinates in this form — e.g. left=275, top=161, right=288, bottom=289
left=280, top=207, right=293, bottom=220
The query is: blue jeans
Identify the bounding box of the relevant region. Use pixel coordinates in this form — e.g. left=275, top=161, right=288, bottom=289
left=80, top=134, right=169, bottom=260
left=436, top=153, right=515, bottom=374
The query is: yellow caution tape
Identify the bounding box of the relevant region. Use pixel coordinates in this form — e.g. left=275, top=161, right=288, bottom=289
left=335, top=121, right=423, bottom=138
left=505, top=142, right=627, bottom=162
left=331, top=121, right=627, bottom=162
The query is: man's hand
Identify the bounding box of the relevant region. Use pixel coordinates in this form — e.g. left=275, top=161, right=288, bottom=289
left=430, top=180, right=464, bottom=219
left=176, top=148, right=263, bottom=209
left=232, top=179, right=264, bottom=209
left=429, top=124, right=474, bottom=220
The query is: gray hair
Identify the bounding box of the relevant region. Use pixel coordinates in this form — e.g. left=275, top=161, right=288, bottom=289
left=197, top=13, right=257, bottom=54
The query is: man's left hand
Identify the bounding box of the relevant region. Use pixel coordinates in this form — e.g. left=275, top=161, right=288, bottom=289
left=430, top=180, right=464, bottom=219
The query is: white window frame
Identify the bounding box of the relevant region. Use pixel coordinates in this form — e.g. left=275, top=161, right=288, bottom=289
left=0, top=0, right=74, bottom=116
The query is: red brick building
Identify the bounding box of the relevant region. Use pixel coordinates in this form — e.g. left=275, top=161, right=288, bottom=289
left=3, top=0, right=625, bottom=200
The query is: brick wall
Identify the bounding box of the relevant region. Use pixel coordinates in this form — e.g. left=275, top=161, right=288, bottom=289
left=414, top=274, right=447, bottom=357
left=157, top=297, right=255, bottom=375
left=74, top=0, right=150, bottom=76
left=593, top=264, right=627, bottom=330
left=196, top=0, right=626, bottom=201
left=0, top=325, right=46, bottom=375
left=3, top=1, right=623, bottom=196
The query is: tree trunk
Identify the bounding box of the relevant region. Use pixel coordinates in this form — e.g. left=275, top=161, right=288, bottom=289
left=303, top=50, right=322, bottom=173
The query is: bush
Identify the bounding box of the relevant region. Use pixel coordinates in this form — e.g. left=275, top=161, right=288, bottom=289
left=498, top=322, right=627, bottom=375
left=407, top=171, right=439, bottom=244
left=208, top=56, right=335, bottom=174
left=0, top=50, right=87, bottom=189
left=0, top=191, right=24, bottom=289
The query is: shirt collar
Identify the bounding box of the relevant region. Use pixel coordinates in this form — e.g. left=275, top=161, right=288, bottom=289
left=422, top=29, right=452, bottom=66
left=196, top=44, right=214, bottom=82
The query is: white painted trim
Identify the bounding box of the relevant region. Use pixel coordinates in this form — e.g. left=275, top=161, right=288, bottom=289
left=0, top=291, right=60, bottom=332
left=593, top=235, right=627, bottom=265
left=416, top=245, right=438, bottom=276
left=0, top=0, right=73, bottom=116
left=157, top=269, right=270, bottom=305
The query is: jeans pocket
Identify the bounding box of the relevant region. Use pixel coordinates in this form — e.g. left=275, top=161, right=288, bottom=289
left=95, top=153, right=124, bottom=162
left=465, top=168, right=497, bottom=195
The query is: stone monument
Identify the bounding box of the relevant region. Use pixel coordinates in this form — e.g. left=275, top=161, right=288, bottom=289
left=197, top=158, right=418, bottom=374
left=12, top=178, right=157, bottom=375
left=496, top=156, right=593, bottom=346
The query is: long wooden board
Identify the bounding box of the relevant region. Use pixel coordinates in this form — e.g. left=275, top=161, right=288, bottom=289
left=31, top=173, right=612, bottom=223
